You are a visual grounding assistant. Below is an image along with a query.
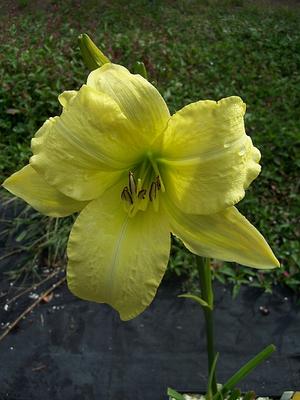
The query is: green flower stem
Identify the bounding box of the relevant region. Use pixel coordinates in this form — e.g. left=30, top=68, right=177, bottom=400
left=197, top=256, right=218, bottom=396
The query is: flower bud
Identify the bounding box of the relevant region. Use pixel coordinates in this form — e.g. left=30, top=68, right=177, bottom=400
left=133, top=61, right=148, bottom=80
left=78, top=33, right=110, bottom=71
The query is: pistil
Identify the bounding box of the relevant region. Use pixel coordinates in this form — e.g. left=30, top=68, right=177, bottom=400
left=147, top=151, right=165, bottom=192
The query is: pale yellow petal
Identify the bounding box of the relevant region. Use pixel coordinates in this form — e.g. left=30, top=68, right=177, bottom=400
left=87, top=63, right=170, bottom=141
left=166, top=198, right=279, bottom=269
left=2, top=165, right=87, bottom=217
left=30, top=85, right=142, bottom=201
left=160, top=97, right=261, bottom=214
left=67, top=183, right=170, bottom=320
left=58, top=90, right=77, bottom=107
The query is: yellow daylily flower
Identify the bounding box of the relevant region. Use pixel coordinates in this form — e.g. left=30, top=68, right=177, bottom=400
left=2, top=63, right=279, bottom=320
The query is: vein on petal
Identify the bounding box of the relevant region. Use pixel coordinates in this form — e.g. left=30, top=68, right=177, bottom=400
left=106, top=214, right=130, bottom=301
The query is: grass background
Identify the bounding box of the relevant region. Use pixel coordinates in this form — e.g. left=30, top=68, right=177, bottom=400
left=0, top=0, right=299, bottom=295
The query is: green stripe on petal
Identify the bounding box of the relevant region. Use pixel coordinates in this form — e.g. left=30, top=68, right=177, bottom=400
left=160, top=97, right=261, bottom=215
left=2, top=165, right=87, bottom=217
left=87, top=63, right=170, bottom=142
left=67, top=183, right=170, bottom=320
left=166, top=199, right=279, bottom=269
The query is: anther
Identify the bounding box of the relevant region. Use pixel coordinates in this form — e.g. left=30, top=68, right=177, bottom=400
left=128, top=171, right=137, bottom=195
left=121, top=187, right=133, bottom=205
left=138, top=189, right=147, bottom=199
left=156, top=176, right=161, bottom=190
left=149, top=181, right=157, bottom=202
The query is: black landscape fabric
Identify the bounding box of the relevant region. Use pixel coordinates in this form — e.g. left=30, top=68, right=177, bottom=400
left=0, top=209, right=299, bottom=399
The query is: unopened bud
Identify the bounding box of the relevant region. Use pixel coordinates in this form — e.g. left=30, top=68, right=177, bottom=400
left=133, top=61, right=148, bottom=80
left=78, top=33, right=110, bottom=71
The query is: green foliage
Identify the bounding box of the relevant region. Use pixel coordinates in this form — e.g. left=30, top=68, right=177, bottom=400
left=168, top=344, right=275, bottom=399
left=1, top=196, right=74, bottom=282
left=0, top=0, right=299, bottom=293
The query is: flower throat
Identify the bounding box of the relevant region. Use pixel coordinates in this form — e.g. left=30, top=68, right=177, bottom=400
left=121, top=153, right=165, bottom=217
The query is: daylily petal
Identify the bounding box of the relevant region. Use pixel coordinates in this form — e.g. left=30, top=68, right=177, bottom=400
left=160, top=97, right=261, bottom=214
left=30, top=85, right=141, bottom=201
left=87, top=63, right=170, bottom=141
left=166, top=198, right=279, bottom=269
left=2, top=165, right=87, bottom=217
left=58, top=90, right=77, bottom=107
left=67, top=184, right=171, bottom=320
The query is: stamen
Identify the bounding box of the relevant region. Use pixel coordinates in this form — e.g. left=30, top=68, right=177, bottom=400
left=149, top=181, right=157, bottom=202
left=121, top=187, right=133, bottom=205
left=128, top=171, right=137, bottom=195
left=121, top=155, right=164, bottom=216
left=138, top=189, right=147, bottom=199
left=156, top=176, right=161, bottom=190
left=147, top=152, right=165, bottom=192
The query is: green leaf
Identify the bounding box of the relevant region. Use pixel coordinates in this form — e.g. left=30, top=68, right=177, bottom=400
left=213, top=344, right=276, bottom=400
left=206, top=353, right=219, bottom=400
left=243, top=391, right=256, bottom=400
left=167, top=387, right=184, bottom=400
left=178, top=293, right=212, bottom=310
left=227, top=388, right=241, bottom=400
left=16, top=230, right=27, bottom=242
left=232, top=284, right=241, bottom=299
